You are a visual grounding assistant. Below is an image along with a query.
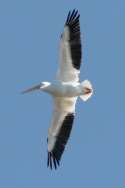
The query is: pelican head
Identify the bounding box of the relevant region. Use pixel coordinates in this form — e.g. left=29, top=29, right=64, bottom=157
left=21, top=81, right=50, bottom=94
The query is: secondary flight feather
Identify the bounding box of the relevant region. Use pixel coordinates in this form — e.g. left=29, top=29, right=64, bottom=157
left=22, top=9, right=93, bottom=170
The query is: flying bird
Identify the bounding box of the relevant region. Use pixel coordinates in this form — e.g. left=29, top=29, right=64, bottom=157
left=22, top=9, right=93, bottom=169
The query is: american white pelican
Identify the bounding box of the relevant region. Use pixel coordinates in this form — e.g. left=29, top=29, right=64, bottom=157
left=22, top=9, right=93, bottom=169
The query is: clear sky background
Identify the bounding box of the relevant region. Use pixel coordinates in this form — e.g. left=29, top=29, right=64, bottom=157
left=0, top=0, right=125, bottom=187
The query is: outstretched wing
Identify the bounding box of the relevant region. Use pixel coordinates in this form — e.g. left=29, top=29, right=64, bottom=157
left=47, top=97, right=77, bottom=169
left=56, top=9, right=82, bottom=82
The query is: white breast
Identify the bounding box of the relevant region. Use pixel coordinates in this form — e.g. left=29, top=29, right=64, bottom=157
left=43, top=81, right=81, bottom=98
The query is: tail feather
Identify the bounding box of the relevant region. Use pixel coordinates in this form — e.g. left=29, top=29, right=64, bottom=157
left=80, top=80, right=93, bottom=101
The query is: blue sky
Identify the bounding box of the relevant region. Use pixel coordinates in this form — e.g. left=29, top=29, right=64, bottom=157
left=0, top=0, right=125, bottom=187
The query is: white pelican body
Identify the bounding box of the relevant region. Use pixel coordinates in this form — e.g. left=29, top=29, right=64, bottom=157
left=41, top=81, right=83, bottom=97
left=22, top=9, right=93, bottom=169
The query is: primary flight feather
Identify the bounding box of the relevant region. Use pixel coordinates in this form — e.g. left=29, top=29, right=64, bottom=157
left=22, top=9, right=93, bottom=170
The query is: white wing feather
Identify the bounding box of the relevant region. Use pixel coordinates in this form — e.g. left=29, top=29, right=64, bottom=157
left=56, top=27, right=80, bottom=82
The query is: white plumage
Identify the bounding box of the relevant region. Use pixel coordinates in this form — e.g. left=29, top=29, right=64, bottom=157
left=22, top=9, right=93, bottom=169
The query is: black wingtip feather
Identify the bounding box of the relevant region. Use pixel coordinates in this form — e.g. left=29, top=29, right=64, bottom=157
left=71, top=10, right=78, bottom=21
left=49, top=153, right=52, bottom=170
left=66, top=9, right=80, bottom=25
left=47, top=152, right=49, bottom=167
left=66, top=11, right=71, bottom=23
left=68, top=9, right=76, bottom=22
left=47, top=152, right=60, bottom=170
left=53, top=156, right=57, bottom=170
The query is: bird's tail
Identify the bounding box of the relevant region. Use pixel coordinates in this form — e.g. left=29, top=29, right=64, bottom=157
left=80, top=80, right=93, bottom=101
